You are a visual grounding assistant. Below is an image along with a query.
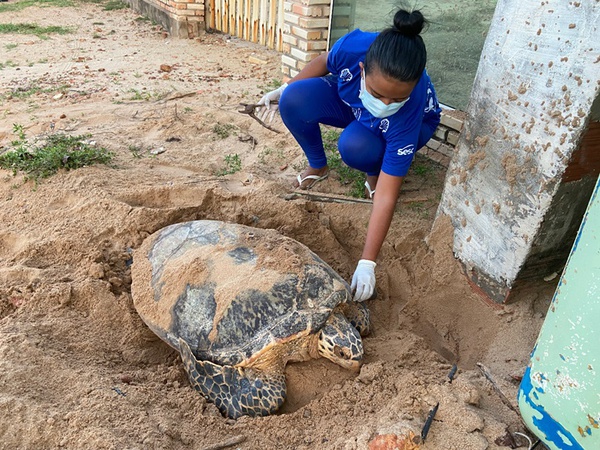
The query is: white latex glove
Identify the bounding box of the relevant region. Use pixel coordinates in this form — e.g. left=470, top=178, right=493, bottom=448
left=351, top=259, right=376, bottom=302
left=256, top=83, right=287, bottom=122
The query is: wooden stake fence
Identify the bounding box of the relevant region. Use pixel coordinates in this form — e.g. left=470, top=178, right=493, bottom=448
left=208, top=0, right=284, bottom=51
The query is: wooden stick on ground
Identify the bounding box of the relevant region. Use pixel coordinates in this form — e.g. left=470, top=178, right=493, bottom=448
left=283, top=191, right=430, bottom=205
left=476, top=362, right=520, bottom=415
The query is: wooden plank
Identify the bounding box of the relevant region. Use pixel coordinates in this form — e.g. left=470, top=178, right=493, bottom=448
left=216, top=0, right=223, bottom=31
left=276, top=0, right=284, bottom=51
left=259, top=0, right=268, bottom=46
left=223, top=0, right=229, bottom=34
left=252, top=0, right=259, bottom=43
left=229, top=0, right=236, bottom=36
left=244, top=0, right=251, bottom=40
left=236, top=0, right=243, bottom=38
left=209, top=0, right=216, bottom=30
left=267, top=0, right=277, bottom=48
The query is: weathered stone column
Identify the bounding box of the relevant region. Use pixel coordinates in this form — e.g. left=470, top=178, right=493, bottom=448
left=436, top=0, right=600, bottom=303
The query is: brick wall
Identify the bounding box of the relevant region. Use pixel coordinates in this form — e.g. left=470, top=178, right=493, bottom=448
left=127, top=0, right=205, bottom=39
left=421, top=109, right=465, bottom=167
left=281, top=0, right=331, bottom=77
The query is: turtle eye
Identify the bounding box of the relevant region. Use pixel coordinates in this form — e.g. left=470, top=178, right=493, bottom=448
left=335, top=346, right=348, bottom=359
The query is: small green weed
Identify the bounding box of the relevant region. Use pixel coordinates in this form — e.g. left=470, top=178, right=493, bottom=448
left=258, top=79, right=283, bottom=92
left=127, top=89, right=153, bottom=101
left=128, top=144, right=145, bottom=159
left=258, top=147, right=284, bottom=165
left=4, top=43, right=18, bottom=50
left=0, top=23, right=72, bottom=39
left=0, top=125, right=114, bottom=183
left=217, top=154, right=242, bottom=176
left=412, top=164, right=431, bottom=177
left=322, top=127, right=365, bottom=198
left=9, top=84, right=69, bottom=99
left=212, top=123, right=236, bottom=139
left=0, top=60, right=18, bottom=70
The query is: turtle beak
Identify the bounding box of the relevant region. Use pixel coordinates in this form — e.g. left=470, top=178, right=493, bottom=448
left=338, top=358, right=362, bottom=372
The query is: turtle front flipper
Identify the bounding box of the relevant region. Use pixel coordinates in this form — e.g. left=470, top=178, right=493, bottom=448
left=178, top=338, right=286, bottom=419
left=338, top=301, right=371, bottom=336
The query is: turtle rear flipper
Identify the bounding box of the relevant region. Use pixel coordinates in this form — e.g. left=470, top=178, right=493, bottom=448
left=178, top=338, right=286, bottom=419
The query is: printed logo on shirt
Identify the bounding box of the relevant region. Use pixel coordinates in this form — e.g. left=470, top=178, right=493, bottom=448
left=352, top=107, right=361, bottom=120
left=397, top=144, right=415, bottom=156
left=424, top=83, right=439, bottom=114
left=340, top=68, right=353, bottom=82
left=379, top=119, right=389, bottom=133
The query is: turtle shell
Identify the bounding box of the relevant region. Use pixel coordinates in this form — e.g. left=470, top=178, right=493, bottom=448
left=131, top=220, right=351, bottom=366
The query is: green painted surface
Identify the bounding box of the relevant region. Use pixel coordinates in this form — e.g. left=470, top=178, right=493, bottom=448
left=518, top=175, right=600, bottom=449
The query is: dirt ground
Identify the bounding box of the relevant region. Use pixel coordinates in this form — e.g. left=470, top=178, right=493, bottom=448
left=0, top=3, right=557, bottom=449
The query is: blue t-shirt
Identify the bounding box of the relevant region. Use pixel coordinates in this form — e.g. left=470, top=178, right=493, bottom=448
left=327, top=29, right=441, bottom=177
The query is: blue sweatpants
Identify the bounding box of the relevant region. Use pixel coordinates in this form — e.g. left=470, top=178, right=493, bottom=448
left=279, top=76, right=431, bottom=177
left=279, top=76, right=383, bottom=176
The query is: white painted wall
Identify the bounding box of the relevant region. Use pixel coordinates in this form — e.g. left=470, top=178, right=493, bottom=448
left=437, top=0, right=599, bottom=290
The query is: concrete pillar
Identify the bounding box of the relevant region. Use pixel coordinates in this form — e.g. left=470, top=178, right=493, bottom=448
left=436, top=0, right=600, bottom=303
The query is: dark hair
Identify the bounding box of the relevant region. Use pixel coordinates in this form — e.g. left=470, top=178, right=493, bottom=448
left=364, top=9, right=428, bottom=82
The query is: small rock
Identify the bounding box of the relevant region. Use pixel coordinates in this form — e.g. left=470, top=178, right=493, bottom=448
left=160, top=64, right=172, bottom=72
left=88, top=263, right=104, bottom=279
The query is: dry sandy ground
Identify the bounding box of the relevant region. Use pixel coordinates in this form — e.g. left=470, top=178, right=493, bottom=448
left=0, top=3, right=556, bottom=449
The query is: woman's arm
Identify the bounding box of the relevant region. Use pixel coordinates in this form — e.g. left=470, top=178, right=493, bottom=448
left=256, top=53, right=330, bottom=115
left=361, top=172, right=404, bottom=261
left=288, top=52, right=329, bottom=83
left=351, top=172, right=403, bottom=301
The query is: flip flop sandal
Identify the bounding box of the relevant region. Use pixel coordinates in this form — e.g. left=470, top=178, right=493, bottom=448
left=364, top=180, right=376, bottom=199
left=296, top=171, right=329, bottom=190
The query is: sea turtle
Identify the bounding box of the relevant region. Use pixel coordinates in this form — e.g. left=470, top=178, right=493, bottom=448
left=131, top=220, right=370, bottom=419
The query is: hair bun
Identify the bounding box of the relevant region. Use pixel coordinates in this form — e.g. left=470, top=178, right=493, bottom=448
left=393, top=9, right=426, bottom=37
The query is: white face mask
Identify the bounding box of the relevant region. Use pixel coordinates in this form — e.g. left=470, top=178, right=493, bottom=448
left=359, top=75, right=409, bottom=118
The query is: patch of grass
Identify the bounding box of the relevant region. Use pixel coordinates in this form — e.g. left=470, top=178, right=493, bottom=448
left=0, top=124, right=114, bottom=183
left=212, top=123, right=236, bottom=139
left=0, top=23, right=72, bottom=39
left=423, top=1, right=497, bottom=109
left=322, top=127, right=365, bottom=198
left=4, top=43, right=18, bottom=50
left=0, top=0, right=74, bottom=12
left=217, top=154, right=242, bottom=176
left=103, top=0, right=128, bottom=10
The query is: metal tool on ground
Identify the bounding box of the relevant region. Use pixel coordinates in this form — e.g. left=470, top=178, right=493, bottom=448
left=238, top=103, right=282, bottom=133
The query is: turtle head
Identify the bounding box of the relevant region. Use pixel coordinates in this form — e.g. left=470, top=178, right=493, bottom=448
left=317, top=312, right=363, bottom=371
